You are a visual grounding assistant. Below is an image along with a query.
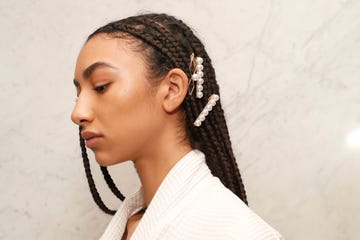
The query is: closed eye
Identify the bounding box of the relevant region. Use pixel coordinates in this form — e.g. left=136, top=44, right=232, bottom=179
left=93, top=83, right=110, bottom=93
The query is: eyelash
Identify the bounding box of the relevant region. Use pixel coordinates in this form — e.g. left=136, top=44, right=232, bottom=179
left=93, top=83, right=110, bottom=93
left=74, top=83, right=109, bottom=102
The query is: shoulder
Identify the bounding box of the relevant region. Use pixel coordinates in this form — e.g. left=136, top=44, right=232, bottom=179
left=172, top=176, right=283, bottom=239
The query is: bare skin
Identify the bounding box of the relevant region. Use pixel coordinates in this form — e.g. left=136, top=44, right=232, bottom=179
left=71, top=34, right=192, bottom=238
left=121, top=210, right=144, bottom=240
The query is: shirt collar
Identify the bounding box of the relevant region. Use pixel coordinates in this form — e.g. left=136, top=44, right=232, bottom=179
left=100, top=149, right=208, bottom=240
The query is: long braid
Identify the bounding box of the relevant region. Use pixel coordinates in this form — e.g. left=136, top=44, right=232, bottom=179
left=100, top=166, right=125, bottom=201
left=81, top=13, right=248, bottom=214
left=79, top=127, right=116, bottom=215
left=158, top=14, right=248, bottom=203
left=174, top=17, right=248, bottom=203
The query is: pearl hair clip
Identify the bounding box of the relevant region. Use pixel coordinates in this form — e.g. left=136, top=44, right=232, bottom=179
left=189, top=53, right=204, bottom=98
left=193, top=94, right=220, bottom=127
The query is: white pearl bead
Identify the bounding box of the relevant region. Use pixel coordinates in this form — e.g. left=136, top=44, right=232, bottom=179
left=196, top=92, right=203, bottom=98
left=196, top=57, right=203, bottom=64
left=192, top=73, right=198, bottom=80
left=205, top=105, right=213, bottom=112
left=203, top=110, right=209, bottom=116
left=197, top=85, right=203, bottom=91
left=199, top=115, right=205, bottom=121
left=198, top=78, right=204, bottom=84
left=196, top=64, right=203, bottom=71
left=213, top=94, right=220, bottom=101
left=198, top=71, right=204, bottom=77
left=210, top=100, right=216, bottom=106
left=194, top=120, right=201, bottom=127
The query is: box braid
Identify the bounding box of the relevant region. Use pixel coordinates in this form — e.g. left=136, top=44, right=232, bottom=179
left=79, top=13, right=247, bottom=215
left=79, top=126, right=116, bottom=215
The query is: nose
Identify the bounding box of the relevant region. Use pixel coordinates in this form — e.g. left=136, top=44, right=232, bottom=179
left=71, top=95, right=94, bottom=126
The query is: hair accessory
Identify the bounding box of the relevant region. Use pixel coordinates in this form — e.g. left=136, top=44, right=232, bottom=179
left=189, top=53, right=204, bottom=98
left=193, top=94, right=220, bottom=127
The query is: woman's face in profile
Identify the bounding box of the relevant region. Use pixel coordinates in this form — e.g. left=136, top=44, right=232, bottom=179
left=71, top=34, right=163, bottom=166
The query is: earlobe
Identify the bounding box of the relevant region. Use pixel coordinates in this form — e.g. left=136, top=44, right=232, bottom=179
left=161, top=68, right=189, bottom=113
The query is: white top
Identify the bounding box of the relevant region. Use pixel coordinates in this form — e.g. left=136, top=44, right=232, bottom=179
left=100, top=150, right=283, bottom=240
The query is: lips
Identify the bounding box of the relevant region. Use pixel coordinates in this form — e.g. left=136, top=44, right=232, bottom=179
left=81, top=131, right=103, bottom=148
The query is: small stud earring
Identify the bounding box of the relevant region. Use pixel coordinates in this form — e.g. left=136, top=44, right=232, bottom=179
left=193, top=94, right=220, bottom=127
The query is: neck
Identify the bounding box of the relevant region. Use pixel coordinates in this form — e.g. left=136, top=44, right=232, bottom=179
left=133, top=135, right=192, bottom=206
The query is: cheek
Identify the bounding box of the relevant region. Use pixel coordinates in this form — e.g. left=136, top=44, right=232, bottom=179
left=113, top=95, right=159, bottom=140
left=108, top=87, right=155, bottom=128
left=98, top=85, right=161, bottom=161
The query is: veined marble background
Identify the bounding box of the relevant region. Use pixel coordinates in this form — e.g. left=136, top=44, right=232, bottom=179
left=1, top=0, right=359, bottom=239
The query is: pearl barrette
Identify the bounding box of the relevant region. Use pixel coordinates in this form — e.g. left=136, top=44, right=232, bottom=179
left=188, top=53, right=220, bottom=127
left=189, top=53, right=204, bottom=98
left=193, top=94, right=220, bottom=127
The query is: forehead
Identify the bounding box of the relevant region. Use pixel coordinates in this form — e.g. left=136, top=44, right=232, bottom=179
left=74, top=34, right=145, bottom=79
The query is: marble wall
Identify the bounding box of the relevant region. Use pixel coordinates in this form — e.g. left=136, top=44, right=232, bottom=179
left=1, top=0, right=359, bottom=239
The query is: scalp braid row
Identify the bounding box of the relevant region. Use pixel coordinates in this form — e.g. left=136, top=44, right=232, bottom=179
left=79, top=13, right=247, bottom=215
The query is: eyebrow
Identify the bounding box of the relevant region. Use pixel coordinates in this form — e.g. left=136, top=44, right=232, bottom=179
left=73, top=61, right=118, bottom=87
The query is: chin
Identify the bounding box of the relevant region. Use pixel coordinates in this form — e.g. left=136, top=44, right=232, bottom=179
left=93, top=151, right=112, bottom=166
left=95, top=159, right=111, bottom=167
left=94, top=151, right=129, bottom=166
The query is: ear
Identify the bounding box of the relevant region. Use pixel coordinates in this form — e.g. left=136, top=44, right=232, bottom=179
left=158, top=68, right=189, bottom=113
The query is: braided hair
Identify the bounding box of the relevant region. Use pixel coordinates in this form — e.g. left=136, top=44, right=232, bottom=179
left=79, top=13, right=248, bottom=215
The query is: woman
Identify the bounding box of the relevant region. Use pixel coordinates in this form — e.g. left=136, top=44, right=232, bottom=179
left=71, top=13, right=283, bottom=240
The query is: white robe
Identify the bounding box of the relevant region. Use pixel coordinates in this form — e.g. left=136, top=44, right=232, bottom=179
left=100, top=150, right=283, bottom=240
